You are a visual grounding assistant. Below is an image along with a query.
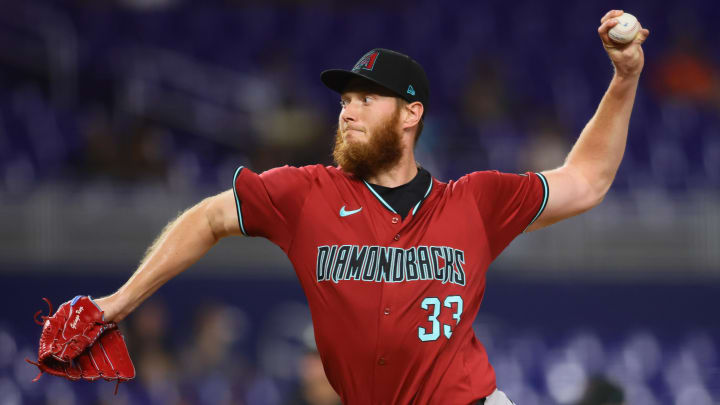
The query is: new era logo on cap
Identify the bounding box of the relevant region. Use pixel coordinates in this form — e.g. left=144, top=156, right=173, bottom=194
left=407, top=85, right=416, bottom=96
left=353, top=50, right=379, bottom=72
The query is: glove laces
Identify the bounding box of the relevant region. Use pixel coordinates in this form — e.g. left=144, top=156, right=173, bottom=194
left=33, top=298, right=53, bottom=326
left=27, top=298, right=54, bottom=381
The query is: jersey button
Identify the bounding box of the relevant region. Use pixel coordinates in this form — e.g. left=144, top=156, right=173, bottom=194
left=393, top=233, right=400, bottom=241
left=378, top=357, right=386, bottom=365
left=384, top=307, right=391, bottom=315
left=391, top=217, right=399, bottom=224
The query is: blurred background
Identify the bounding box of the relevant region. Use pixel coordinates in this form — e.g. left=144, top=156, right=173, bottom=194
left=0, top=0, right=719, bottom=404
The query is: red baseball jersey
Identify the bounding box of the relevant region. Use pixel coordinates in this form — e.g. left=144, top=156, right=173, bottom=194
left=233, top=165, right=548, bottom=405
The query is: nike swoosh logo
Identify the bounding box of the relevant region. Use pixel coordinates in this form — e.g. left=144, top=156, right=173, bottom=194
left=339, top=206, right=362, bottom=217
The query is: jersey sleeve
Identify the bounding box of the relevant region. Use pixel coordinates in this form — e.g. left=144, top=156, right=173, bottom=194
left=232, top=165, right=314, bottom=252
left=463, top=170, right=549, bottom=260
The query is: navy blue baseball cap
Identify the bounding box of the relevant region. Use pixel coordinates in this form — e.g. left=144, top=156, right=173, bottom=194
left=321, top=48, right=430, bottom=108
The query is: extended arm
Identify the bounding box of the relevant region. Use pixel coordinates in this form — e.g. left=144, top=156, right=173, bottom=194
left=95, top=190, right=241, bottom=321
left=526, top=10, right=650, bottom=231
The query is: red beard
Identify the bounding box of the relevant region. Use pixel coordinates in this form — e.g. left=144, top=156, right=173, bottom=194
left=332, top=107, right=403, bottom=180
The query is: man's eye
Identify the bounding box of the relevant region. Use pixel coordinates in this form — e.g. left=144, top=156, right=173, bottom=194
left=363, top=96, right=372, bottom=103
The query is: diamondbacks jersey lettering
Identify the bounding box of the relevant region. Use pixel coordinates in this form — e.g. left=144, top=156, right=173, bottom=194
left=316, top=245, right=467, bottom=286
left=233, top=164, right=548, bottom=405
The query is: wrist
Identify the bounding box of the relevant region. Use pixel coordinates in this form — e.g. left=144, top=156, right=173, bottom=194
left=94, top=293, right=126, bottom=323
left=608, top=73, right=640, bottom=95
left=612, top=67, right=642, bottom=82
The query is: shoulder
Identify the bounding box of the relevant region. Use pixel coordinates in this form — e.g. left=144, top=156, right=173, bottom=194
left=245, top=164, right=327, bottom=182
left=445, top=170, right=500, bottom=191
left=235, top=164, right=358, bottom=186
left=451, top=170, right=538, bottom=188
left=264, top=164, right=347, bottom=178
left=300, top=164, right=362, bottom=187
left=244, top=165, right=363, bottom=195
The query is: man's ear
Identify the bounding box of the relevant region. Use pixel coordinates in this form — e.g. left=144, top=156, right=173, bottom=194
left=402, top=101, right=424, bottom=130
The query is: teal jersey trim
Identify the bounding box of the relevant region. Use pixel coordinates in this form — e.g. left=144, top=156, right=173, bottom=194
left=363, top=175, right=434, bottom=217
left=363, top=180, right=398, bottom=214
left=525, top=172, right=549, bottom=231
left=232, top=166, right=248, bottom=236
left=411, top=178, right=434, bottom=216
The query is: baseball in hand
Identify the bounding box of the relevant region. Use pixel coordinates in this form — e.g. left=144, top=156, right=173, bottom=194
left=608, top=13, right=640, bottom=44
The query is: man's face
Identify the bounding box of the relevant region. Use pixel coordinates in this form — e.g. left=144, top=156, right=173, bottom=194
left=333, top=80, right=404, bottom=179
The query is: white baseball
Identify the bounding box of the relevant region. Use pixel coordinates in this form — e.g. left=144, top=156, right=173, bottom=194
left=608, top=13, right=640, bottom=44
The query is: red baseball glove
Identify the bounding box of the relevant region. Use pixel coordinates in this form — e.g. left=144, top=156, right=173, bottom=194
left=26, top=296, right=135, bottom=393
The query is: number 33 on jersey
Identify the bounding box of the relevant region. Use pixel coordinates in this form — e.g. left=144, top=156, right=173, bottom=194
left=233, top=164, right=547, bottom=405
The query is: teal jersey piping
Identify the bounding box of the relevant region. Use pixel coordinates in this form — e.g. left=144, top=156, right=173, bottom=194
left=363, top=180, right=398, bottom=214
left=411, top=178, right=434, bottom=216
left=232, top=166, right=248, bottom=236
left=363, top=176, right=434, bottom=217
left=525, top=172, right=549, bottom=231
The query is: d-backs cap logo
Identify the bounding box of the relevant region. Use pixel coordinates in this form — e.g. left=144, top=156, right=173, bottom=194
left=352, top=50, right=379, bottom=72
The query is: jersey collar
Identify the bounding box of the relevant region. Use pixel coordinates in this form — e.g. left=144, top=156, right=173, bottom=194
left=362, top=167, right=434, bottom=217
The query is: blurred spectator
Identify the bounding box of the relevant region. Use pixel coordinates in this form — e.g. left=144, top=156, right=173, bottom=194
left=518, top=113, right=569, bottom=172
left=648, top=9, right=720, bottom=107
left=125, top=299, right=181, bottom=404
left=181, top=303, right=248, bottom=374
left=178, top=303, right=251, bottom=404
left=459, top=59, right=526, bottom=174
left=80, top=108, right=119, bottom=179
left=461, top=60, right=513, bottom=125
left=79, top=108, right=171, bottom=183
left=283, top=350, right=341, bottom=405
left=576, top=376, right=625, bottom=405
left=251, top=95, right=330, bottom=171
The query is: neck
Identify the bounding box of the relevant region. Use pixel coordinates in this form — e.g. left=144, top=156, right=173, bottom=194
left=366, top=150, right=418, bottom=187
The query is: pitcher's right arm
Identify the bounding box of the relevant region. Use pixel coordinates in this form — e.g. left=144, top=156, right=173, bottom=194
left=95, top=189, right=240, bottom=321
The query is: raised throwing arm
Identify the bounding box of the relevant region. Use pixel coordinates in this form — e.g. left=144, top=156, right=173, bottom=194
left=526, top=10, right=650, bottom=232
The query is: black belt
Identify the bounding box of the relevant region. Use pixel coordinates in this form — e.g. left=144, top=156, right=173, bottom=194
left=475, top=399, right=486, bottom=404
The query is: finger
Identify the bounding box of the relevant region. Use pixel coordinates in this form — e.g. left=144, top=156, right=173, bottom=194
left=600, top=10, right=617, bottom=24
left=634, top=28, right=650, bottom=44
left=598, top=18, right=619, bottom=43
left=600, top=9, right=623, bottom=24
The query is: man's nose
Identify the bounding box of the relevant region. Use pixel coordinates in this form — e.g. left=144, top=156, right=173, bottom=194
left=340, top=102, right=358, bottom=123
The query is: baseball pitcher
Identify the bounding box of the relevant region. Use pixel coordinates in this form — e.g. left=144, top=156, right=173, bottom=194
left=29, top=10, right=648, bottom=404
